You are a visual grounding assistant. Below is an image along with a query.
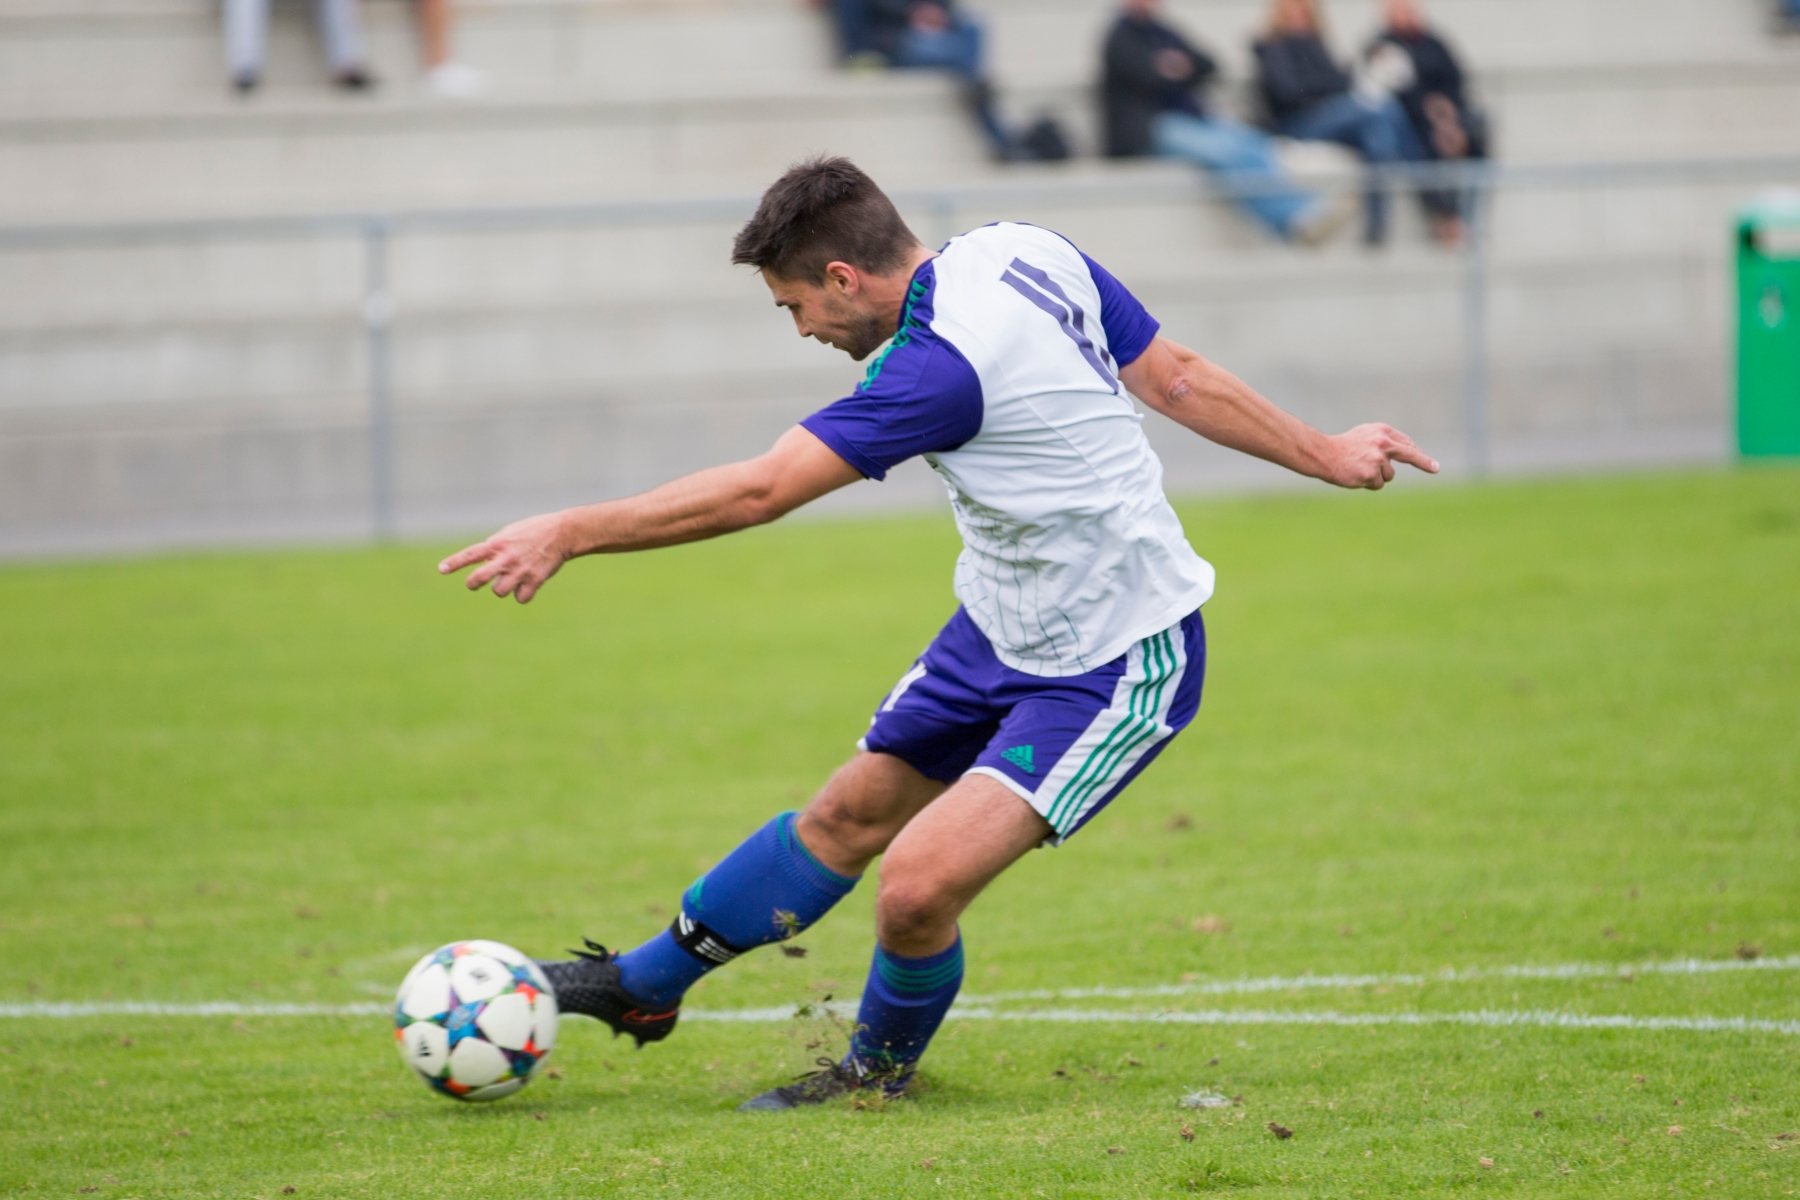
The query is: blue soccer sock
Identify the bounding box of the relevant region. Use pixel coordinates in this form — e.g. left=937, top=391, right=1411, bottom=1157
left=846, top=934, right=964, bottom=1083
left=614, top=812, right=859, bottom=1008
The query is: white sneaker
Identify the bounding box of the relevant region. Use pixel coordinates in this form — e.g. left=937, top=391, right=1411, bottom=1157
left=425, top=61, right=487, bottom=99
left=1290, top=189, right=1359, bottom=246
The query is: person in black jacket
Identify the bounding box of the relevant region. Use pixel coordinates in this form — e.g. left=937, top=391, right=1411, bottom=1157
left=1101, top=0, right=1349, bottom=243
left=1367, top=0, right=1485, bottom=242
left=1253, top=0, right=1427, bottom=245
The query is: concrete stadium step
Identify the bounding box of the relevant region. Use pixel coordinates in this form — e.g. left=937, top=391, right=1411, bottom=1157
left=0, top=329, right=1724, bottom=559
left=0, top=160, right=1758, bottom=335
left=8, top=75, right=1798, bottom=226
left=1, top=0, right=1797, bottom=223
left=0, top=0, right=837, bottom=113
left=0, top=79, right=998, bottom=224
left=0, top=233, right=1724, bottom=435
left=984, top=0, right=1800, bottom=88
left=3, top=0, right=1790, bottom=114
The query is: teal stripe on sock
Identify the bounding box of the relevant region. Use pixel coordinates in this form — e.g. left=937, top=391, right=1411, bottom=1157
left=875, top=946, right=964, bottom=996
left=776, top=811, right=861, bottom=891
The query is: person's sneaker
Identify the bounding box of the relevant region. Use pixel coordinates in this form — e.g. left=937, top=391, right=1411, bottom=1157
left=425, top=61, right=487, bottom=99
left=533, top=940, right=679, bottom=1047
left=1290, top=189, right=1359, bottom=246
left=736, top=1056, right=905, bottom=1112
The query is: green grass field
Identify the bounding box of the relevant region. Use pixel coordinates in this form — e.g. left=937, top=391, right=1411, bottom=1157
left=2, top=468, right=1797, bottom=1198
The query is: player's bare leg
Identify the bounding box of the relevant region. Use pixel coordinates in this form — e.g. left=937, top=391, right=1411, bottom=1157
left=796, top=751, right=948, bottom=877
left=738, top=774, right=1049, bottom=1110
left=870, top=773, right=1050, bottom=955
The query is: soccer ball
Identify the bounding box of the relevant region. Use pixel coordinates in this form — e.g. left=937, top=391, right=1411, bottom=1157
left=393, top=940, right=558, bottom=1101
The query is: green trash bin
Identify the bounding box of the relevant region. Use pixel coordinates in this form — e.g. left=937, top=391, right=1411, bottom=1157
left=1737, top=195, right=1800, bottom=456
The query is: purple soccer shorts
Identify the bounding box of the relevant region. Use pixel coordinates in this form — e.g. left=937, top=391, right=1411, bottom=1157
left=860, top=607, right=1205, bottom=843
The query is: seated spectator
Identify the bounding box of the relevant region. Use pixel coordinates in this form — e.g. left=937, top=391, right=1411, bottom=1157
left=1367, top=0, right=1485, bottom=244
left=418, top=0, right=487, bottom=98
left=1101, top=0, right=1352, bottom=244
left=1253, top=0, right=1427, bottom=245
left=826, top=0, right=881, bottom=63
left=225, top=0, right=373, bottom=92
left=829, top=1, right=1017, bottom=161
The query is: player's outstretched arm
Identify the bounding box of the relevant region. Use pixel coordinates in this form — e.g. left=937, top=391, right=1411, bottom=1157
left=1118, top=336, right=1440, bottom=489
left=437, top=425, right=862, bottom=603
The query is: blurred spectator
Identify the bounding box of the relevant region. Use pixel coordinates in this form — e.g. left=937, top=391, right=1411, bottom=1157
left=1779, top=0, right=1800, bottom=30
left=1367, top=0, right=1485, bottom=243
left=1253, top=0, right=1426, bottom=245
left=827, top=1, right=1027, bottom=161
left=418, top=0, right=487, bottom=98
left=827, top=0, right=881, bottom=62
left=1100, top=0, right=1352, bottom=244
left=226, top=0, right=373, bottom=92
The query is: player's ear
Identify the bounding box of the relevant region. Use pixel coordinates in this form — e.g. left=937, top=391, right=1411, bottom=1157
left=822, top=261, right=859, bottom=297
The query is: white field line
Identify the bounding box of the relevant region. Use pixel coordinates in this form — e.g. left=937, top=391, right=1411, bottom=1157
left=5, top=956, right=1792, bottom=1026
left=956, top=954, right=1800, bottom=1004
left=940, top=1008, right=1800, bottom=1036
left=4, top=1001, right=1795, bottom=1037
left=680, top=1002, right=1800, bottom=1036
left=0, top=1002, right=390, bottom=1018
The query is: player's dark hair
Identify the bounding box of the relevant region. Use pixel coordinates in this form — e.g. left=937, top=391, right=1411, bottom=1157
left=731, top=156, right=920, bottom=282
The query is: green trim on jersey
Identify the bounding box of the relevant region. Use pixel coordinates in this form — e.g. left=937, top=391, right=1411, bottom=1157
left=860, top=276, right=931, bottom=391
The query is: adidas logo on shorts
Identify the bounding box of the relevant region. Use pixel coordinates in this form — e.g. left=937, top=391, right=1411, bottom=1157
left=1000, top=744, right=1035, bottom=774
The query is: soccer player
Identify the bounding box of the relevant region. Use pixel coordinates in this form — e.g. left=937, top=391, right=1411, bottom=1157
left=438, top=157, right=1437, bottom=1110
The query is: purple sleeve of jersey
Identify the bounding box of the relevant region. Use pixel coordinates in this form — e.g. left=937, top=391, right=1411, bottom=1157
left=1081, top=252, right=1161, bottom=366
left=800, top=333, right=984, bottom=481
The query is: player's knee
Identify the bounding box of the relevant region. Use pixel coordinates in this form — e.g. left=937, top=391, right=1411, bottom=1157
left=802, top=757, right=915, bottom=843
left=874, top=875, right=956, bottom=945
left=801, top=789, right=885, bottom=860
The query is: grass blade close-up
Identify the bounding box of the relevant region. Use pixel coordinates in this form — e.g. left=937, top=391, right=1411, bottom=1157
left=1, top=468, right=1796, bottom=1198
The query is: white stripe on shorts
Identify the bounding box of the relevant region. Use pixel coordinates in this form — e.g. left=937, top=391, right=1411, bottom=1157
left=970, top=622, right=1187, bottom=845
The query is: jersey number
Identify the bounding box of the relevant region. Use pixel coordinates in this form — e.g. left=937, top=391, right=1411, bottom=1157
left=998, top=257, right=1119, bottom=392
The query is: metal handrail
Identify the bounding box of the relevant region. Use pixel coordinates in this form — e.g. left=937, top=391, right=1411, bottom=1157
left=6, top=152, right=1800, bottom=536
left=5, top=155, right=1800, bottom=250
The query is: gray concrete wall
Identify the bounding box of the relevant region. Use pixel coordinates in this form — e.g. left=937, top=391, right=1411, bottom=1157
left=0, top=0, right=1786, bottom=555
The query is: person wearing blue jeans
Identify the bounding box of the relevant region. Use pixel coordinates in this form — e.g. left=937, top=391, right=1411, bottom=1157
left=1102, top=0, right=1347, bottom=244
left=1276, top=91, right=1425, bottom=244
left=1255, top=0, right=1427, bottom=245
left=1150, top=114, right=1320, bottom=241
left=860, top=0, right=1013, bottom=158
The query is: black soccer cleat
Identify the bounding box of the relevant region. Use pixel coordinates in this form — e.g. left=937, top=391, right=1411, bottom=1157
left=736, top=1056, right=906, bottom=1112
left=533, top=940, right=679, bottom=1048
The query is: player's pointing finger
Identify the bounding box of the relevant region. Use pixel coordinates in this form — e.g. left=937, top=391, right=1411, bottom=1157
left=1389, top=441, right=1441, bottom=474
left=438, top=542, right=494, bottom=574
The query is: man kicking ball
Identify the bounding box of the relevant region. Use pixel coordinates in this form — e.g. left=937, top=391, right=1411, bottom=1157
left=439, top=156, right=1437, bottom=1110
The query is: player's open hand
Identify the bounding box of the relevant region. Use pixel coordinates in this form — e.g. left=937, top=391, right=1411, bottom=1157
left=437, top=510, right=571, bottom=604
left=1320, top=423, right=1440, bottom=490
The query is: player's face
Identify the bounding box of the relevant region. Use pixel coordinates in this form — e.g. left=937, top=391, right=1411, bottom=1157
left=764, top=268, right=894, bottom=362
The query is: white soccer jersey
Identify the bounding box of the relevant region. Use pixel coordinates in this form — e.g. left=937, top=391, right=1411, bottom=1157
left=802, top=223, right=1215, bottom=677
